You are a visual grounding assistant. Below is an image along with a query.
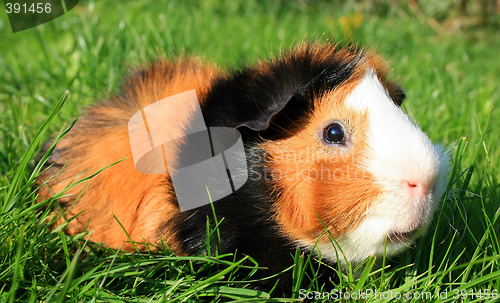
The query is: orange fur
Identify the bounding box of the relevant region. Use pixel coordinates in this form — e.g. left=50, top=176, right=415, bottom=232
left=38, top=59, right=219, bottom=252
left=264, top=55, right=397, bottom=244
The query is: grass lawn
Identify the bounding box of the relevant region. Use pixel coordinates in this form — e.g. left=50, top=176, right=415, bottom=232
left=1, top=0, right=499, bottom=301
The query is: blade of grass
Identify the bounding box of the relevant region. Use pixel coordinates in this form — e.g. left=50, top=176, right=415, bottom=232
left=2, top=91, right=69, bottom=214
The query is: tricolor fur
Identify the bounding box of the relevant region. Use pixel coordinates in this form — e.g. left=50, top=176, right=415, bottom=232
left=38, top=43, right=449, bottom=292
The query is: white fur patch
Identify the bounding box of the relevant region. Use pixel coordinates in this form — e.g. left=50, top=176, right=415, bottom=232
left=303, top=69, right=449, bottom=264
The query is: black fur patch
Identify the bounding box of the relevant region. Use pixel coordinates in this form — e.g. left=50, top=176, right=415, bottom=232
left=171, top=45, right=360, bottom=294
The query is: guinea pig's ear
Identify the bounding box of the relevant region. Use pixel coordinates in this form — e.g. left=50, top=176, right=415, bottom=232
left=389, top=83, right=406, bottom=107
left=236, top=92, right=302, bottom=132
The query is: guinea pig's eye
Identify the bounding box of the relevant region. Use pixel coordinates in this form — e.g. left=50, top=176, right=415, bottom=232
left=323, top=123, right=346, bottom=145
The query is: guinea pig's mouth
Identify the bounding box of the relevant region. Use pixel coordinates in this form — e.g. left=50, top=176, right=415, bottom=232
left=387, top=231, right=416, bottom=243
left=387, top=225, right=426, bottom=244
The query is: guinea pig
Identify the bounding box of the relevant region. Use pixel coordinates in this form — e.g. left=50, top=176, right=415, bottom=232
left=37, top=42, right=449, bottom=292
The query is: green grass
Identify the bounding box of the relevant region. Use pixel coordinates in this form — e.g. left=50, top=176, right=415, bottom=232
left=1, top=0, right=499, bottom=301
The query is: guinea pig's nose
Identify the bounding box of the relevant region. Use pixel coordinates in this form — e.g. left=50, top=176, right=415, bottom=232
left=402, top=178, right=436, bottom=198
